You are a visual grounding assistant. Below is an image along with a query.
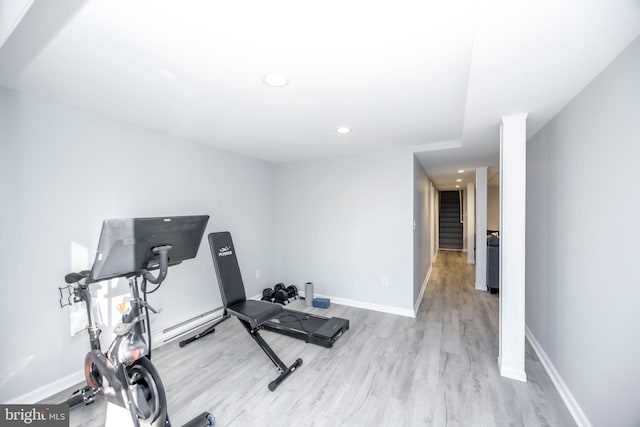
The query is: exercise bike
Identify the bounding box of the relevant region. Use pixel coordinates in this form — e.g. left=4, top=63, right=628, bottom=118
left=59, top=216, right=214, bottom=427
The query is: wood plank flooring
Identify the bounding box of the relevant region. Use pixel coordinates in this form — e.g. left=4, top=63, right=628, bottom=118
left=46, top=251, right=575, bottom=426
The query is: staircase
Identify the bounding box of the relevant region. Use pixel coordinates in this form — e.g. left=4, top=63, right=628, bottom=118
left=439, top=191, right=463, bottom=250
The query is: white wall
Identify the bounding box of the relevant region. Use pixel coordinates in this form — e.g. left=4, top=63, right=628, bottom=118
left=430, top=182, right=436, bottom=263
left=526, top=37, right=640, bottom=426
left=475, top=167, right=487, bottom=290
left=413, top=156, right=432, bottom=306
left=499, top=114, right=527, bottom=382
left=0, top=87, right=276, bottom=403
left=273, top=150, right=414, bottom=311
left=487, top=185, right=500, bottom=231
left=466, top=182, right=475, bottom=263
left=434, top=191, right=439, bottom=252
left=462, top=189, right=467, bottom=252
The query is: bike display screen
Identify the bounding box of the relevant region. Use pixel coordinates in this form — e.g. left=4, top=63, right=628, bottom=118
left=90, top=215, right=209, bottom=282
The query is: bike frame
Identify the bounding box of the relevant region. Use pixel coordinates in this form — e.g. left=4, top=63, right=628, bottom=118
left=61, top=217, right=213, bottom=427
left=73, top=275, right=165, bottom=427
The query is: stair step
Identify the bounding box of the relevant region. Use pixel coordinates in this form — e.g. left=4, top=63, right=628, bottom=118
left=439, top=191, right=463, bottom=249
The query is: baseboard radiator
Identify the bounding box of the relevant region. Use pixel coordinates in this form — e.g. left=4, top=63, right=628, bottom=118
left=153, top=307, right=224, bottom=346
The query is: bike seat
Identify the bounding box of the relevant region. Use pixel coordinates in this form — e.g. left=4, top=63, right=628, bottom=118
left=65, top=270, right=91, bottom=284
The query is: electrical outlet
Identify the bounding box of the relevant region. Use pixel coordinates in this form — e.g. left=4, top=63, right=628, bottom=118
left=381, top=276, right=389, bottom=287
left=256, top=269, right=261, bottom=279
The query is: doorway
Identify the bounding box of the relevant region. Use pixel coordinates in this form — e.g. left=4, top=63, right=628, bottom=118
left=439, top=191, right=463, bottom=250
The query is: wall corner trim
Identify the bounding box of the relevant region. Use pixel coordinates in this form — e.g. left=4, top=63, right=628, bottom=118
left=498, top=364, right=527, bottom=382
left=525, top=326, right=593, bottom=427
left=413, top=265, right=433, bottom=315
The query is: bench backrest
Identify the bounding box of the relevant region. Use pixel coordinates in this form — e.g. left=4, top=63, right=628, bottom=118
left=208, top=231, right=247, bottom=308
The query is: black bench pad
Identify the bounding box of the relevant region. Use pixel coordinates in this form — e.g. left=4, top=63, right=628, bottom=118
left=227, top=300, right=283, bottom=329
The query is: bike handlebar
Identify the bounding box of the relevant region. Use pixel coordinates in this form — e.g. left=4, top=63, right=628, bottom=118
left=141, top=245, right=172, bottom=285
left=65, top=270, right=91, bottom=284
left=62, top=244, right=172, bottom=293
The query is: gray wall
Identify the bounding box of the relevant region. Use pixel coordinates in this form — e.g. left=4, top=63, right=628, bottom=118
left=413, top=156, right=432, bottom=304
left=487, top=185, right=499, bottom=231
left=0, top=87, right=276, bottom=402
left=526, top=37, right=640, bottom=427
left=273, top=150, right=414, bottom=310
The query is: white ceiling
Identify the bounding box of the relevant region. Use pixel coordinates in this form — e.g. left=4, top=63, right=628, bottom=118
left=1, top=0, right=639, bottom=190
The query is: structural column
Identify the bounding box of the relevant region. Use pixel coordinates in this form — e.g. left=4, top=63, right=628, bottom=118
left=430, top=182, right=436, bottom=263
left=434, top=191, right=439, bottom=254
left=466, top=182, right=475, bottom=264
left=475, top=167, right=487, bottom=290
left=499, top=113, right=527, bottom=382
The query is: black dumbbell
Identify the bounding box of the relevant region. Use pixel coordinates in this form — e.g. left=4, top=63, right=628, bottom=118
left=285, top=285, right=298, bottom=299
left=262, top=288, right=275, bottom=302
left=274, top=289, right=289, bottom=305
left=274, top=283, right=285, bottom=292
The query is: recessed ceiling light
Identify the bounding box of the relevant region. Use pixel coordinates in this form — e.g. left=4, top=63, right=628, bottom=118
left=456, top=185, right=460, bottom=188
left=458, top=169, right=464, bottom=173
left=159, top=68, right=176, bottom=81
left=336, top=126, right=351, bottom=134
left=456, top=179, right=462, bottom=182
left=263, top=73, right=289, bottom=87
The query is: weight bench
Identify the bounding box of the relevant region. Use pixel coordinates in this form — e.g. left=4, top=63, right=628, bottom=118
left=208, top=232, right=302, bottom=391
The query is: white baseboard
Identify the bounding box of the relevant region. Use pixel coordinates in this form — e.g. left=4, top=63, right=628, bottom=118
left=262, top=290, right=415, bottom=318
left=413, top=266, right=432, bottom=315
left=9, top=308, right=226, bottom=404
left=300, top=291, right=414, bottom=318
left=498, top=363, right=527, bottom=382
left=433, top=250, right=438, bottom=262
left=7, top=370, right=85, bottom=404
left=525, top=326, right=592, bottom=427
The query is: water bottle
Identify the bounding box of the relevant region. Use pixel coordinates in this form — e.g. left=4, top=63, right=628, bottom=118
left=305, top=282, right=314, bottom=306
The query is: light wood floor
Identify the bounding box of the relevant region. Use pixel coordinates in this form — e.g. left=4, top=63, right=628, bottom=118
left=47, top=251, right=575, bottom=426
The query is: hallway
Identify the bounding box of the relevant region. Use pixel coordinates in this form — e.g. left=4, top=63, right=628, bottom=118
left=418, top=251, right=575, bottom=426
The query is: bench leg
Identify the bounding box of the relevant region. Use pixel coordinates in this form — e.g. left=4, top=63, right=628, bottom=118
left=239, top=320, right=303, bottom=391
